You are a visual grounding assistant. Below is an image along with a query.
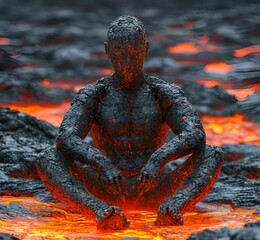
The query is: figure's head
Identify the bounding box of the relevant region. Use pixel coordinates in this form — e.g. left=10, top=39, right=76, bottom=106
left=105, top=16, right=149, bottom=80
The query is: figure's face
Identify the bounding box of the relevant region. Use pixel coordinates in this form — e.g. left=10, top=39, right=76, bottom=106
left=105, top=39, right=149, bottom=80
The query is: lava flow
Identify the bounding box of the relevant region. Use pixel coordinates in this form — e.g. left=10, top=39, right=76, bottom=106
left=0, top=196, right=258, bottom=240
left=167, top=37, right=219, bottom=55
left=196, top=79, right=260, bottom=100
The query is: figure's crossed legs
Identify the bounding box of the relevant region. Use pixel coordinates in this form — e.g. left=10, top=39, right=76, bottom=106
left=37, top=147, right=129, bottom=230
left=37, top=145, right=223, bottom=228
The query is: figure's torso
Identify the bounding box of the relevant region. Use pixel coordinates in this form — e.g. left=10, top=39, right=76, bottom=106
left=91, top=76, right=169, bottom=176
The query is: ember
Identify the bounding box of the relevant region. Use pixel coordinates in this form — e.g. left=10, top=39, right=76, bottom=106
left=0, top=0, right=260, bottom=239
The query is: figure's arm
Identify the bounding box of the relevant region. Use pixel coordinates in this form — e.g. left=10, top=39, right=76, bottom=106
left=56, top=81, right=122, bottom=182
left=137, top=82, right=205, bottom=186
left=150, top=83, right=206, bottom=168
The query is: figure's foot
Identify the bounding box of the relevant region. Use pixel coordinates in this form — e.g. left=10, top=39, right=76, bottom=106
left=155, top=207, right=184, bottom=226
left=96, top=206, right=130, bottom=230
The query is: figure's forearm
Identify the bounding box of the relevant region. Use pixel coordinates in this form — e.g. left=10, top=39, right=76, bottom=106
left=150, top=129, right=206, bottom=168
left=56, top=132, right=111, bottom=171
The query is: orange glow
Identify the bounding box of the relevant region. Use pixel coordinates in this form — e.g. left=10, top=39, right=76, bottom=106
left=196, top=79, right=260, bottom=100
left=21, top=62, right=42, bottom=68
left=204, top=62, right=233, bottom=74
left=0, top=37, right=10, bottom=45
left=227, top=88, right=260, bottom=100
left=167, top=38, right=219, bottom=55
left=202, top=114, right=260, bottom=145
left=42, top=78, right=85, bottom=92
left=102, top=68, right=114, bottom=75
left=2, top=105, right=260, bottom=145
left=1, top=102, right=71, bottom=126
left=168, top=42, right=200, bottom=54
left=234, top=45, right=260, bottom=57
left=199, top=36, right=219, bottom=52
left=0, top=196, right=257, bottom=240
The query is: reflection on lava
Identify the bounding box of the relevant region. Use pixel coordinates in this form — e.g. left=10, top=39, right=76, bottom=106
left=202, top=114, right=260, bottom=145
left=204, top=62, right=233, bottom=74
left=0, top=196, right=257, bottom=240
left=196, top=79, right=260, bottom=100
left=234, top=45, right=260, bottom=57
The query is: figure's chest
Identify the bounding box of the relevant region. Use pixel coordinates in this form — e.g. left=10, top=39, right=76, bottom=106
left=95, top=86, right=163, bottom=135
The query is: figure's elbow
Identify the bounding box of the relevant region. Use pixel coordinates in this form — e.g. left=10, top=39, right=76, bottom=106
left=56, top=131, right=66, bottom=153
left=192, top=127, right=206, bottom=150
left=56, top=127, right=74, bottom=154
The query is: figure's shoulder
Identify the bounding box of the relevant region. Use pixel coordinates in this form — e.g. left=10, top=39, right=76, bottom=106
left=76, top=76, right=111, bottom=97
left=147, top=75, right=184, bottom=98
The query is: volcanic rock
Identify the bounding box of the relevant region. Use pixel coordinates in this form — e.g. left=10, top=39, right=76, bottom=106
left=0, top=233, right=21, bottom=240
left=182, top=82, right=238, bottom=116
left=0, top=75, right=75, bottom=105
left=0, top=108, right=56, bottom=196
left=187, top=221, right=260, bottom=240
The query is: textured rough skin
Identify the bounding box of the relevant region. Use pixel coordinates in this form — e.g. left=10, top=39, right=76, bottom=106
left=38, top=15, right=224, bottom=229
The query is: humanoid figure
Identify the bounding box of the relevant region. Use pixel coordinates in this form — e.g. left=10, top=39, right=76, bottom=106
left=38, top=15, right=224, bottom=230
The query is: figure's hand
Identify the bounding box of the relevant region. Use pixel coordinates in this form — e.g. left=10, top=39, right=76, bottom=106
left=100, top=162, right=124, bottom=195
left=135, top=159, right=161, bottom=193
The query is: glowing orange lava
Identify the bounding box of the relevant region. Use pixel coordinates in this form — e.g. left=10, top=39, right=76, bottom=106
left=0, top=37, right=10, bottom=45
left=0, top=196, right=257, bottom=240
left=204, top=62, right=233, bottom=74
left=42, top=78, right=85, bottom=92
left=196, top=79, right=260, bottom=100
left=1, top=102, right=71, bottom=127
left=234, top=45, right=260, bottom=57
left=102, top=68, right=114, bottom=75
left=202, top=114, right=260, bottom=145
left=167, top=38, right=219, bottom=55
left=168, top=42, right=200, bottom=54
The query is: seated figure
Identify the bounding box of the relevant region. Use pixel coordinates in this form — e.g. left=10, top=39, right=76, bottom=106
left=38, top=15, right=224, bottom=230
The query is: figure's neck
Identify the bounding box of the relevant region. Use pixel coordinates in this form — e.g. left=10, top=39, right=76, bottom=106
left=113, top=72, right=146, bottom=90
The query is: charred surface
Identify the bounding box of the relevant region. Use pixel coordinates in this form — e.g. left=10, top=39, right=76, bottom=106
left=188, top=221, right=260, bottom=240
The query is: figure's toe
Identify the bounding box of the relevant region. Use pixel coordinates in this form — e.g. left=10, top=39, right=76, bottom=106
left=155, top=207, right=184, bottom=226
left=97, top=206, right=130, bottom=230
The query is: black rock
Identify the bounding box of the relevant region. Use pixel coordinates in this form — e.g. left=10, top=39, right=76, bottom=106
left=0, top=76, right=75, bottom=105
left=187, top=221, right=260, bottom=240
left=221, top=144, right=260, bottom=179
left=0, top=108, right=56, bottom=196
left=0, top=233, right=21, bottom=240
left=204, top=173, right=260, bottom=208
left=182, top=82, right=238, bottom=116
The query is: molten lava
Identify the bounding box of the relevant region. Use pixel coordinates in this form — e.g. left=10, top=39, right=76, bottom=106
left=202, top=114, right=260, bottom=145
left=204, top=62, right=233, bottom=75
left=167, top=38, right=219, bottom=55
left=42, top=78, right=85, bottom=92
left=0, top=196, right=257, bottom=240
left=0, top=37, right=10, bottom=45
left=196, top=79, right=260, bottom=100
left=167, top=42, right=200, bottom=54
left=1, top=101, right=71, bottom=127
left=234, top=45, right=260, bottom=57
